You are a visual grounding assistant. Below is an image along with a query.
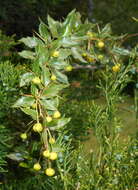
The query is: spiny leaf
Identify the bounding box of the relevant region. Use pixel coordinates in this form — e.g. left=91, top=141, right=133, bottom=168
left=13, top=96, right=35, bottom=107
left=19, top=50, right=35, bottom=60
left=40, top=98, right=59, bottom=111
left=42, top=84, right=68, bottom=97
left=71, top=47, right=87, bottom=62
left=20, top=72, right=34, bottom=87
left=39, top=20, right=51, bottom=41
left=54, top=70, right=69, bottom=84
left=21, top=107, right=37, bottom=120
left=19, top=37, right=38, bottom=48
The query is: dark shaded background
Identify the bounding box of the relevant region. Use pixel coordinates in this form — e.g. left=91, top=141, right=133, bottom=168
left=0, top=0, right=138, bottom=45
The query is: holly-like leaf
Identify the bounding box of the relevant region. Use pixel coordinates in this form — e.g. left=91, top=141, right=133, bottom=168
left=59, top=49, right=71, bottom=60
left=21, top=107, right=37, bottom=120
left=61, top=37, right=81, bottom=47
left=47, top=15, right=60, bottom=38
left=55, top=70, right=69, bottom=84
left=39, top=21, right=51, bottom=41
left=13, top=96, right=35, bottom=107
left=42, top=84, right=68, bottom=97
left=112, top=47, right=130, bottom=56
left=19, top=37, right=38, bottom=48
left=19, top=50, right=35, bottom=59
left=62, top=9, right=76, bottom=37
left=40, top=97, right=59, bottom=110
left=50, top=118, right=71, bottom=131
left=101, top=23, right=112, bottom=36
left=71, top=47, right=87, bottom=62
left=41, top=65, right=51, bottom=86
left=20, top=72, right=34, bottom=87
left=37, top=45, right=49, bottom=66
left=50, top=60, right=67, bottom=70
left=7, top=153, right=24, bottom=161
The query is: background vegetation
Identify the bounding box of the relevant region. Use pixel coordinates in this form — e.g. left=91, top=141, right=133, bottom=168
left=0, top=1, right=137, bottom=189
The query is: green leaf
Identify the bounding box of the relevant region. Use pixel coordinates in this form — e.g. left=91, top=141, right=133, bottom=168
left=41, top=65, right=51, bottom=86
left=31, top=84, right=39, bottom=96
left=42, top=84, right=68, bottom=97
left=61, top=37, right=81, bottom=47
left=71, top=47, right=87, bottom=62
left=20, top=72, right=34, bottom=87
left=55, top=70, right=69, bottom=84
left=59, top=49, right=71, bottom=60
left=112, top=47, right=130, bottom=56
left=39, top=21, right=51, bottom=41
left=40, top=98, right=59, bottom=110
left=7, top=153, right=24, bottom=161
left=76, top=23, right=95, bottom=35
left=19, top=37, right=38, bottom=48
left=21, top=107, right=37, bottom=120
left=47, top=15, right=59, bottom=38
left=19, top=50, right=35, bottom=59
left=62, top=9, right=76, bottom=37
left=50, top=118, right=71, bottom=131
left=19, top=162, right=29, bottom=168
left=13, top=96, right=35, bottom=107
left=101, top=23, right=112, bottom=35
left=50, top=60, right=67, bottom=70
left=37, top=45, right=49, bottom=66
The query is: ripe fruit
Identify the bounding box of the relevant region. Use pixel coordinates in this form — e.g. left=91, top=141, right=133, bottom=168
left=33, top=163, right=41, bottom=171
left=86, top=56, right=94, bottom=62
left=98, top=55, right=104, bottom=60
left=52, top=51, right=59, bottom=57
left=112, top=64, right=120, bottom=72
left=53, top=111, right=61, bottom=119
left=20, top=133, right=27, bottom=140
left=86, top=31, right=94, bottom=38
left=49, top=138, right=55, bottom=144
left=33, top=123, right=43, bottom=132
left=97, top=41, right=104, bottom=48
left=19, top=162, right=28, bottom=168
left=45, top=168, right=55, bottom=176
left=46, top=116, right=52, bottom=123
left=31, top=103, right=37, bottom=109
left=32, top=77, right=41, bottom=84
left=49, top=152, right=58, bottom=160
left=43, top=150, right=50, bottom=158
left=82, top=53, right=87, bottom=57
left=65, top=65, right=73, bottom=72
left=51, top=74, right=56, bottom=81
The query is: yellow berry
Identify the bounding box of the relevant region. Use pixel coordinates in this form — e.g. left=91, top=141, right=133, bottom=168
left=33, top=163, right=41, bottom=171
left=45, top=168, right=55, bottom=176
left=46, top=116, right=52, bottom=123
left=43, top=150, right=50, bottom=158
left=53, top=111, right=61, bottom=119
left=65, top=65, right=73, bottom=72
left=33, top=123, right=43, bottom=132
left=98, top=55, right=104, bottom=60
left=20, top=133, right=27, bottom=140
left=112, top=64, right=120, bottom=72
left=19, top=162, right=28, bottom=168
left=31, top=103, right=37, bottom=109
left=82, top=53, right=87, bottom=57
left=32, top=77, right=41, bottom=84
left=87, top=56, right=94, bottom=62
left=86, top=31, right=94, bottom=38
left=97, top=41, right=104, bottom=48
left=51, top=74, right=56, bottom=81
left=49, top=138, right=55, bottom=144
left=52, top=51, right=59, bottom=57
left=49, top=152, right=58, bottom=160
